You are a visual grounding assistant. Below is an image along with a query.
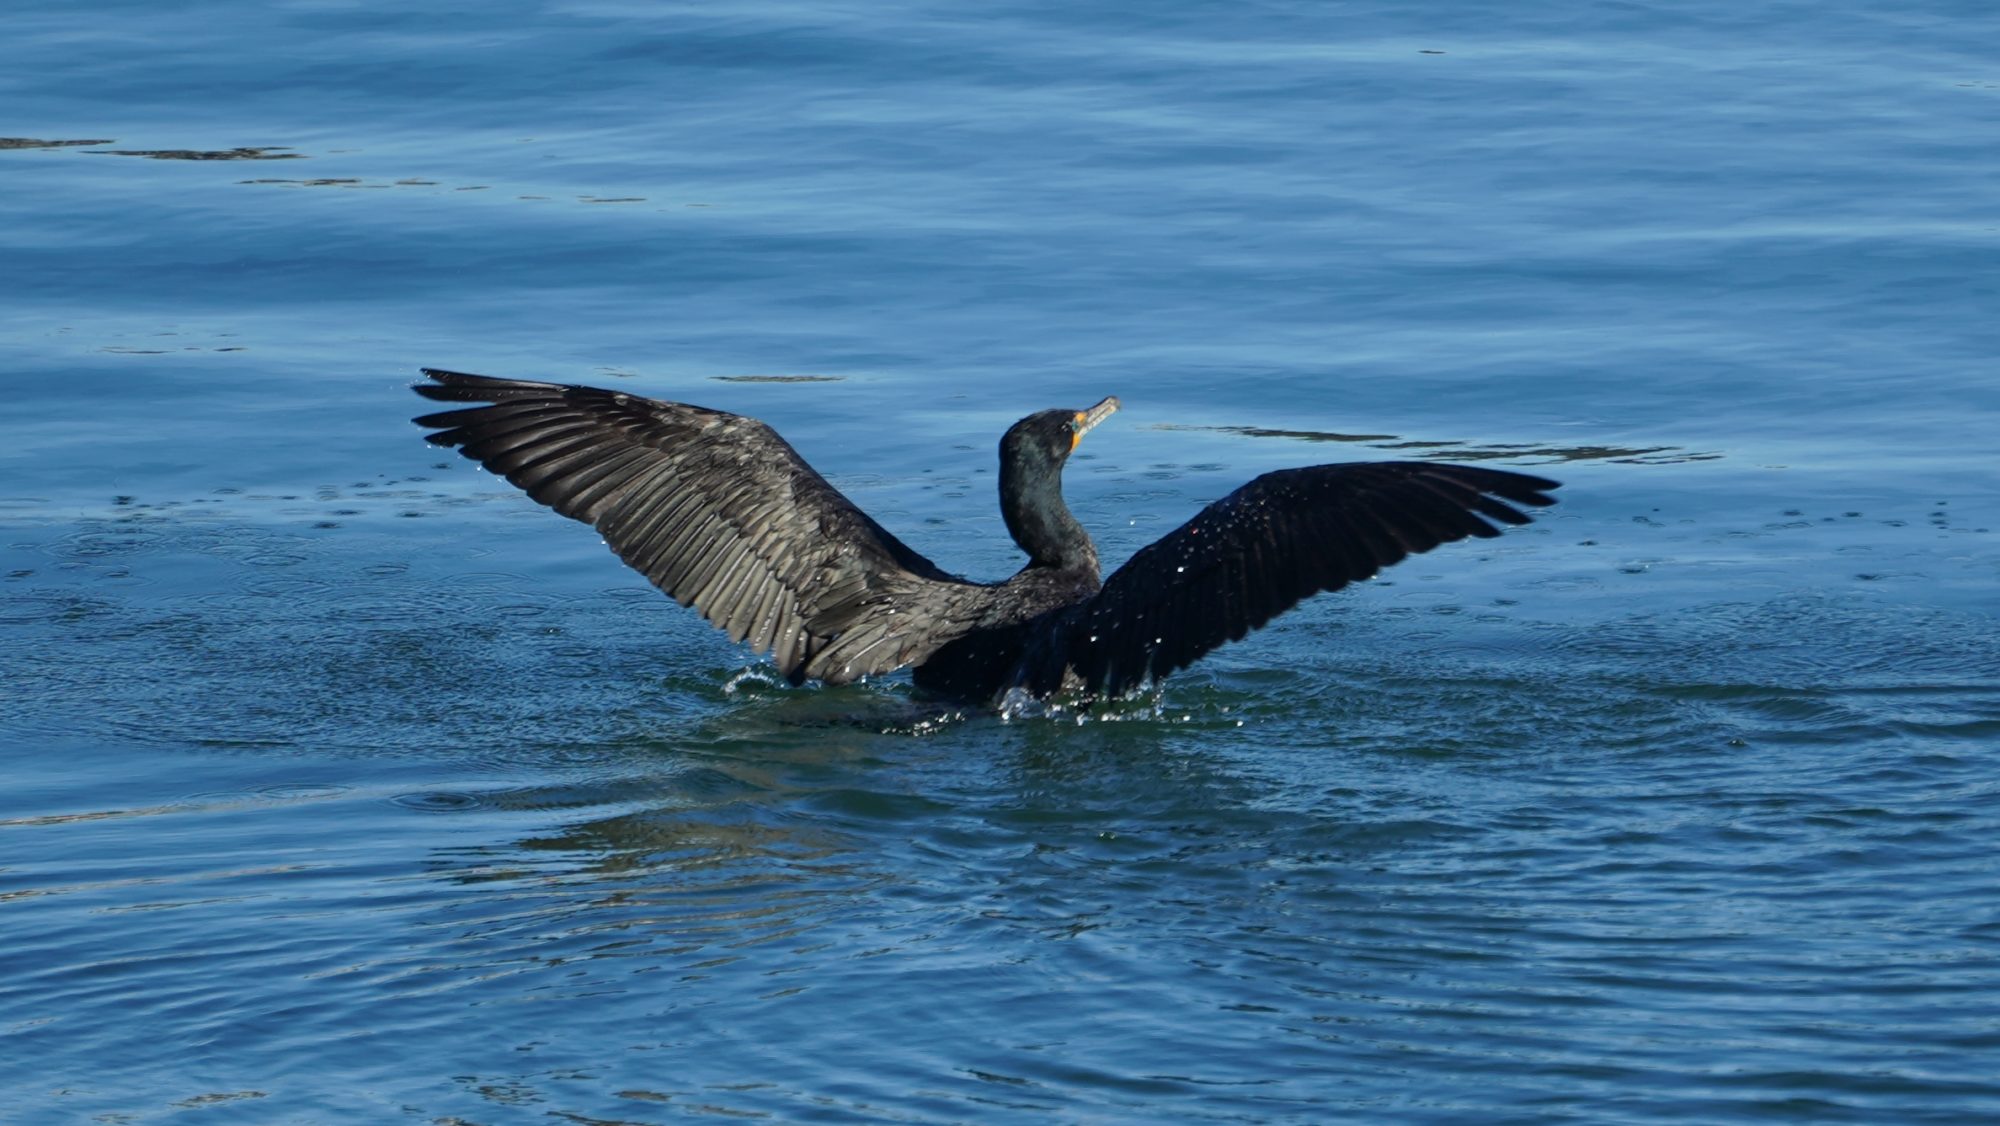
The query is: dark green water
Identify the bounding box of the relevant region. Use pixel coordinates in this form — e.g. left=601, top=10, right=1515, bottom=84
left=4, top=1, right=1998, bottom=1121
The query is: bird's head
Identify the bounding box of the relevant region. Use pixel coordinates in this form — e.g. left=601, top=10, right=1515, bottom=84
left=999, top=396, right=1121, bottom=474
left=997, top=396, right=1119, bottom=570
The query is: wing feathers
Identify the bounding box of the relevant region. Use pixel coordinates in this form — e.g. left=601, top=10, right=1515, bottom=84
left=413, top=369, right=977, bottom=683
left=1043, top=462, right=1558, bottom=697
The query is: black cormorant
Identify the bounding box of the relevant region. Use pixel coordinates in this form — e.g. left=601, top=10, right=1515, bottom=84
left=413, top=369, right=1559, bottom=703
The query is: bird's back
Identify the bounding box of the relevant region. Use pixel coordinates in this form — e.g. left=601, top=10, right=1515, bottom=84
left=909, top=565, right=1101, bottom=700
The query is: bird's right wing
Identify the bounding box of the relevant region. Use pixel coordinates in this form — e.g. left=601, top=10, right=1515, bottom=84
left=413, top=369, right=977, bottom=684
left=1021, top=462, right=1560, bottom=697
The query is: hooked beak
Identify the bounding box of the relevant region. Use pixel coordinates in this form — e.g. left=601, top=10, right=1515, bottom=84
left=1070, top=395, right=1120, bottom=449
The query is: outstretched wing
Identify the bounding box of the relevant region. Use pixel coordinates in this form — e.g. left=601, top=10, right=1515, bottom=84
left=413, top=369, right=977, bottom=684
left=1024, top=462, right=1559, bottom=697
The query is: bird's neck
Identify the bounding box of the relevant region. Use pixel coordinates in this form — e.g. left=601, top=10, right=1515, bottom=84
left=1000, top=463, right=1098, bottom=573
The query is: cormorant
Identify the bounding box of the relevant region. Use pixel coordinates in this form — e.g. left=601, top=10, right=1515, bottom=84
left=412, top=369, right=1558, bottom=703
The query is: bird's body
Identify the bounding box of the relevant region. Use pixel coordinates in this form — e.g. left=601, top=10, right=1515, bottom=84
left=413, top=369, right=1559, bottom=705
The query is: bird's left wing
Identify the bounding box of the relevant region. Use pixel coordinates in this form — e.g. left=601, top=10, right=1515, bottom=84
left=1020, top=462, right=1559, bottom=697
left=412, top=368, right=979, bottom=684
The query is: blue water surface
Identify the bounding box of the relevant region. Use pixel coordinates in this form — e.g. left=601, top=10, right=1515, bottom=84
left=4, top=1, right=1998, bottom=1122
